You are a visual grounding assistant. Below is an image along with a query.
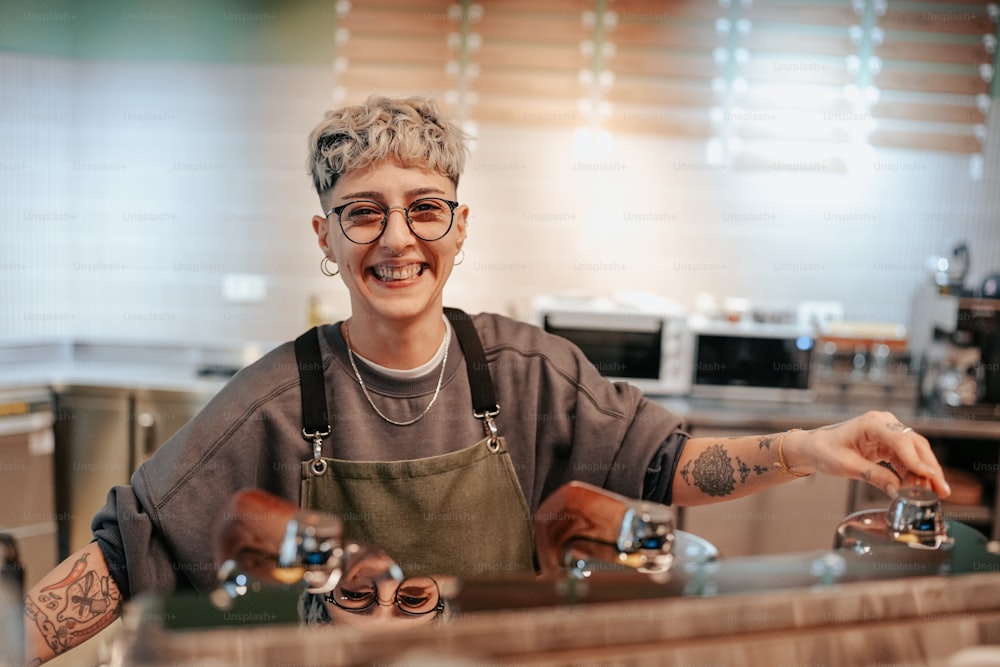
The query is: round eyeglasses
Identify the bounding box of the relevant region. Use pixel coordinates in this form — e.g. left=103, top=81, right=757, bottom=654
left=324, top=575, right=444, bottom=616
left=326, top=198, right=459, bottom=245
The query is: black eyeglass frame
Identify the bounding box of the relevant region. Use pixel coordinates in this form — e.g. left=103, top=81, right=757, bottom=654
left=326, top=198, right=460, bottom=245
left=323, top=577, right=445, bottom=616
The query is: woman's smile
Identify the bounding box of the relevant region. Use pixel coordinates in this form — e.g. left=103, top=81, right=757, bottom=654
left=369, top=261, right=429, bottom=283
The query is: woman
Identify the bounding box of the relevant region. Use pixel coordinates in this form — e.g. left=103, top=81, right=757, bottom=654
left=24, top=95, right=950, bottom=664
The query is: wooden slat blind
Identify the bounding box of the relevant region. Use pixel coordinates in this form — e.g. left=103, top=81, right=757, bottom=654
left=869, top=1, right=995, bottom=158
left=328, top=0, right=999, bottom=170
left=471, top=0, right=589, bottom=126
left=330, top=0, right=459, bottom=117
left=602, top=3, right=717, bottom=138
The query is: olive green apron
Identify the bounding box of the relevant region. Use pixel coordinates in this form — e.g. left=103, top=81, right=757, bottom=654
left=293, top=308, right=536, bottom=578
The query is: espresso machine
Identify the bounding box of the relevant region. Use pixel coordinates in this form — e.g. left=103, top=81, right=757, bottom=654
left=911, top=284, right=1000, bottom=419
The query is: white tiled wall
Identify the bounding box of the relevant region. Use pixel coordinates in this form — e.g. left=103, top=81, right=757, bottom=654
left=3, top=51, right=999, bottom=345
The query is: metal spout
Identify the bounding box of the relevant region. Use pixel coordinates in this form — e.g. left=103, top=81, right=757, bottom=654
left=534, top=482, right=685, bottom=579
left=887, top=486, right=948, bottom=546
left=613, top=502, right=676, bottom=575
left=211, top=489, right=345, bottom=607
left=273, top=510, right=344, bottom=592
left=835, top=485, right=954, bottom=553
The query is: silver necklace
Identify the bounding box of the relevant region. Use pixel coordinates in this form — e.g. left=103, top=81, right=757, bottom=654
left=343, top=320, right=450, bottom=426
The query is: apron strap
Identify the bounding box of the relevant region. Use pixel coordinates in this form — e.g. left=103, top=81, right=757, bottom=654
left=294, top=312, right=502, bottom=457
left=294, top=328, right=331, bottom=472
left=444, top=308, right=501, bottom=445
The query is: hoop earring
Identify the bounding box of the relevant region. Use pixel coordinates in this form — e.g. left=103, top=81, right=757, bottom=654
left=454, top=248, right=465, bottom=266
left=320, top=257, right=339, bottom=277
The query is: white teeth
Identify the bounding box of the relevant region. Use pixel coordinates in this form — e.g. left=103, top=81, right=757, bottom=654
left=372, top=263, right=423, bottom=281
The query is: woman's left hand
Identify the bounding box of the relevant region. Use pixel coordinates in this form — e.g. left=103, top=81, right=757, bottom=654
left=784, top=411, right=951, bottom=499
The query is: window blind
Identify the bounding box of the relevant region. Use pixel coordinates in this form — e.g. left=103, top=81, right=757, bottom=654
left=328, top=0, right=998, bottom=171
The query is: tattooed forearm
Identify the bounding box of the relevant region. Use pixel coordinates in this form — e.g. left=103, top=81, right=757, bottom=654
left=675, top=432, right=815, bottom=506
left=25, top=551, right=122, bottom=656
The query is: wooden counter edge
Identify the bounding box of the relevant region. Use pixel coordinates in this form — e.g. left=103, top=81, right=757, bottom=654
left=137, top=571, right=1000, bottom=666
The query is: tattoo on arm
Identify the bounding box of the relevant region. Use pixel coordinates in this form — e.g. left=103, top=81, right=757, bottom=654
left=683, top=437, right=776, bottom=497
left=689, top=443, right=736, bottom=497
left=735, top=457, right=751, bottom=483
left=25, top=552, right=122, bottom=656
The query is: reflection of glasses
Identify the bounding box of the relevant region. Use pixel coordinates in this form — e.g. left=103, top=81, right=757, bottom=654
left=326, top=198, right=459, bottom=245
left=324, top=576, right=444, bottom=616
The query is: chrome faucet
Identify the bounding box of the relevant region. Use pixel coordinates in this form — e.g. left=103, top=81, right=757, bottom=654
left=534, top=482, right=682, bottom=579
left=210, top=489, right=344, bottom=607
left=835, top=485, right=954, bottom=553
left=607, top=500, right=677, bottom=575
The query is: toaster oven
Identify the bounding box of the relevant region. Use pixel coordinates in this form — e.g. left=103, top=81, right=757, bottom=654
left=531, top=293, right=693, bottom=396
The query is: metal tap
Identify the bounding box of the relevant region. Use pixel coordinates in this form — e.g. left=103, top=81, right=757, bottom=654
left=272, top=508, right=345, bottom=592
left=611, top=501, right=677, bottom=574
left=835, top=485, right=954, bottom=553
left=210, top=489, right=344, bottom=608
left=534, top=482, right=681, bottom=579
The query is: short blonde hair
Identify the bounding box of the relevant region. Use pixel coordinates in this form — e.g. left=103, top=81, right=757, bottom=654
left=307, top=95, right=470, bottom=198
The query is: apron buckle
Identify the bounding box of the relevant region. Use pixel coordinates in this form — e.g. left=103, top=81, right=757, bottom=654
left=303, top=426, right=331, bottom=475
left=474, top=405, right=501, bottom=451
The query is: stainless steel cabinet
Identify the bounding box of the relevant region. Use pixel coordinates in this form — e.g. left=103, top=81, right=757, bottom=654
left=0, top=387, right=57, bottom=587
left=132, top=389, right=213, bottom=471
left=54, top=387, right=132, bottom=554
left=54, top=386, right=214, bottom=558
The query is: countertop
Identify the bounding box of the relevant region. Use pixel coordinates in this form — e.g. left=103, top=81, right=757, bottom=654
left=657, top=396, right=1000, bottom=440
left=127, top=571, right=1000, bottom=667
left=0, top=337, right=276, bottom=395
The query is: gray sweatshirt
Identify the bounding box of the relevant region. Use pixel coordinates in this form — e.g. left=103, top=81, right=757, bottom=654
left=92, top=312, right=687, bottom=597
